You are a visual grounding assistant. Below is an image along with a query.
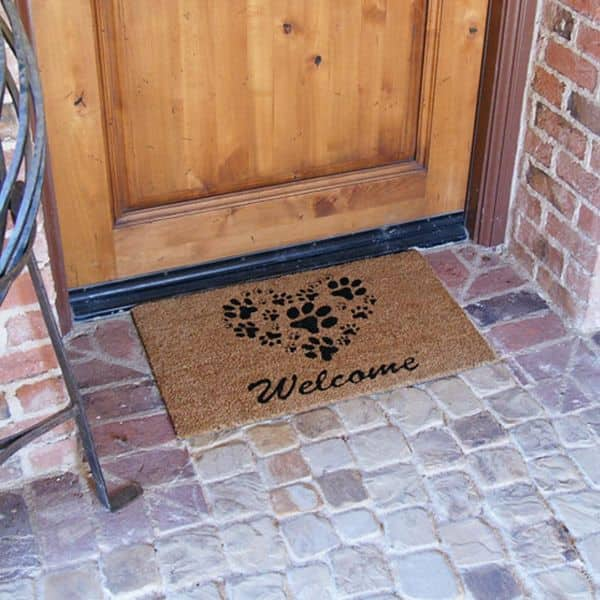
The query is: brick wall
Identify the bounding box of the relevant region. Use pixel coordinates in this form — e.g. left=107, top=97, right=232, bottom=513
left=0, top=98, right=76, bottom=487
left=508, top=0, right=600, bottom=332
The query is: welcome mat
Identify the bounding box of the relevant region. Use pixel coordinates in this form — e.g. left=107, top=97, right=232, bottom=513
left=132, top=251, right=495, bottom=437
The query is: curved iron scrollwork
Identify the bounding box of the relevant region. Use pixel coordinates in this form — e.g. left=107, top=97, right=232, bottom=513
left=0, top=0, right=45, bottom=299
left=0, top=1, right=140, bottom=511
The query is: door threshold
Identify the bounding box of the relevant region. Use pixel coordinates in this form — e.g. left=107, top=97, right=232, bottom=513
left=70, top=212, right=466, bottom=320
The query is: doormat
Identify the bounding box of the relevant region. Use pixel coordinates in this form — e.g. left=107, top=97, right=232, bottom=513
left=132, top=251, right=495, bottom=437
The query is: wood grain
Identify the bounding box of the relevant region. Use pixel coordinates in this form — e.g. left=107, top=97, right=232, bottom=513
left=25, top=0, right=489, bottom=287
left=114, top=168, right=427, bottom=277
left=424, top=0, right=488, bottom=214
left=96, top=0, right=426, bottom=212
left=27, top=0, right=117, bottom=286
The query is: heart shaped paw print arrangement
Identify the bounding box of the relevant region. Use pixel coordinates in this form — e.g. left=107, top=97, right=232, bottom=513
left=222, top=276, right=378, bottom=361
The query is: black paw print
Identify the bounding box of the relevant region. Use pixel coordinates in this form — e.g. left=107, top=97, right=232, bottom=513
left=259, top=331, right=282, bottom=346
left=285, top=331, right=302, bottom=354
left=351, top=305, right=373, bottom=320
left=287, top=302, right=338, bottom=334
left=262, top=308, right=279, bottom=322
left=296, top=285, right=319, bottom=302
left=338, top=323, right=360, bottom=346
left=233, top=321, right=259, bottom=338
left=327, top=277, right=367, bottom=301
left=302, top=336, right=339, bottom=361
left=271, top=292, right=294, bottom=306
left=223, top=295, right=258, bottom=320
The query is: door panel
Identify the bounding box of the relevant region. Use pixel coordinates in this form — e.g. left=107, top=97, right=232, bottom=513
left=98, top=1, right=425, bottom=210
left=28, top=0, right=488, bottom=287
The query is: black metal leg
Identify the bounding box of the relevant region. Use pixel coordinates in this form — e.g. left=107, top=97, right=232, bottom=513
left=26, top=254, right=142, bottom=511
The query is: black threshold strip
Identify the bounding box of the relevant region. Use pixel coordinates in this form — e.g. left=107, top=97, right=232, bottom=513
left=70, top=212, right=466, bottom=320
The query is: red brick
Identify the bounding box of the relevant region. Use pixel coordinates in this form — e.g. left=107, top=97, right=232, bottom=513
left=578, top=203, right=600, bottom=240
left=84, top=381, right=164, bottom=422
left=546, top=40, right=597, bottom=91
left=94, top=318, right=146, bottom=363
left=515, top=186, right=543, bottom=224
left=91, top=413, right=175, bottom=457
left=508, top=239, right=536, bottom=277
left=489, top=312, right=567, bottom=352
left=2, top=272, right=37, bottom=310
left=532, top=66, right=565, bottom=107
left=556, top=151, right=600, bottom=198
left=103, top=447, right=195, bottom=487
left=543, top=2, right=575, bottom=40
left=22, top=436, right=78, bottom=477
left=524, top=127, right=553, bottom=167
left=71, top=358, right=147, bottom=389
left=536, top=266, right=579, bottom=319
left=547, top=211, right=597, bottom=271
left=592, top=141, right=600, bottom=173
left=0, top=345, right=58, bottom=385
left=526, top=163, right=577, bottom=218
left=565, top=259, right=594, bottom=297
left=577, top=23, right=600, bottom=62
left=515, top=338, right=576, bottom=380
left=516, top=217, right=564, bottom=277
left=464, top=265, right=526, bottom=300
left=534, top=102, right=586, bottom=159
left=16, top=377, right=66, bottom=414
left=6, top=311, right=47, bottom=348
left=424, top=250, right=470, bottom=293
left=560, top=0, right=600, bottom=20
left=568, top=91, right=600, bottom=136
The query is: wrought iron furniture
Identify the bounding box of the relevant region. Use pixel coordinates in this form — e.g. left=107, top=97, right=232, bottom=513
left=0, top=0, right=140, bottom=511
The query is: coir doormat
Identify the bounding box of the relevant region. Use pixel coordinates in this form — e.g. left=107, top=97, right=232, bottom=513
left=132, top=251, right=495, bottom=437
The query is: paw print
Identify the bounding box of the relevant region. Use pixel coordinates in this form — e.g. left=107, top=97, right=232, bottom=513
left=259, top=331, right=282, bottom=346
left=302, top=336, right=339, bottom=361
left=296, top=285, right=319, bottom=302
left=338, top=323, right=360, bottom=346
left=328, top=277, right=367, bottom=301
left=271, top=292, right=294, bottom=306
left=351, top=305, right=373, bottom=320
left=262, top=308, right=280, bottom=322
left=287, top=302, right=338, bottom=334
left=285, top=332, right=302, bottom=354
left=223, top=295, right=258, bottom=320
left=233, top=321, right=259, bottom=338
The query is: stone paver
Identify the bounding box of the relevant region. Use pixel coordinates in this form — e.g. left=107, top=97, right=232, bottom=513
left=280, top=513, right=339, bottom=559
left=391, top=550, right=461, bottom=599
left=330, top=545, right=393, bottom=596
left=348, top=426, right=411, bottom=470
left=439, top=518, right=505, bottom=567
left=102, top=543, right=161, bottom=595
left=221, top=517, right=287, bottom=572
left=384, top=506, right=437, bottom=550
left=2, top=242, right=599, bottom=599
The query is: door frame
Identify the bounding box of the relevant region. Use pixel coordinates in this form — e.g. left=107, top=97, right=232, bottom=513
left=20, top=0, right=537, bottom=331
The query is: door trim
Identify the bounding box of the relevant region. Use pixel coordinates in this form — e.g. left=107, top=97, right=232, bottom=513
left=20, top=0, right=537, bottom=329
left=69, top=212, right=466, bottom=320
left=466, top=0, right=538, bottom=245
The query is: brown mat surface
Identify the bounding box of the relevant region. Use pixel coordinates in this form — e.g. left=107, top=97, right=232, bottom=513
left=132, top=251, right=495, bottom=437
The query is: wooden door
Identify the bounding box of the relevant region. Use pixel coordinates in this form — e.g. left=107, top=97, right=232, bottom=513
left=27, top=0, right=488, bottom=287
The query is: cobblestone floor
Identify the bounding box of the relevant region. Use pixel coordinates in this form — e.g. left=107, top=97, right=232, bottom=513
left=1, top=242, right=599, bottom=599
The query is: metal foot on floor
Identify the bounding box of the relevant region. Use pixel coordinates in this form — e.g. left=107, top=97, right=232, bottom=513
left=0, top=256, right=142, bottom=512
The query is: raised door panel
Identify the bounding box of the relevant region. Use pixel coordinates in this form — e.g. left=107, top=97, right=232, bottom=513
left=98, top=0, right=425, bottom=212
